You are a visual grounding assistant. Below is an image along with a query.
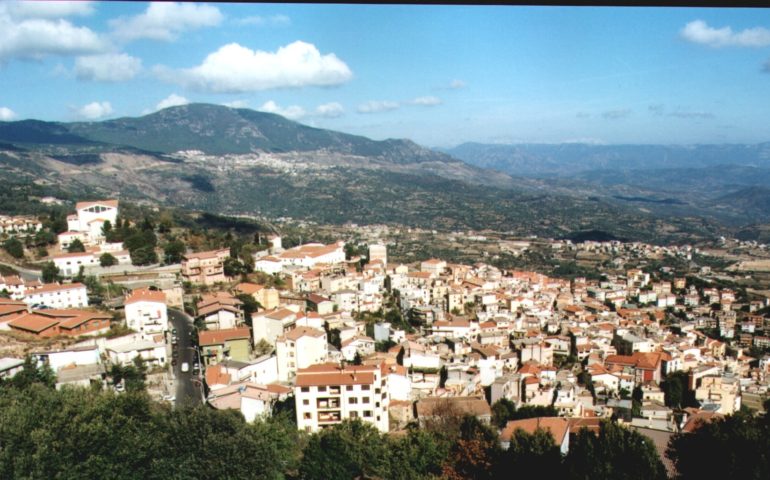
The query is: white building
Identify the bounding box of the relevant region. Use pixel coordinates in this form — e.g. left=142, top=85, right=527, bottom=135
left=220, top=356, right=279, bottom=385
left=53, top=250, right=131, bottom=277
left=275, top=327, right=328, bottom=382
left=294, top=363, right=389, bottom=433
left=124, top=288, right=168, bottom=339
left=368, top=244, right=387, bottom=265
left=32, top=345, right=101, bottom=371
left=23, top=283, right=88, bottom=309
left=107, top=340, right=167, bottom=367
left=64, top=199, right=119, bottom=246
left=252, top=308, right=297, bottom=346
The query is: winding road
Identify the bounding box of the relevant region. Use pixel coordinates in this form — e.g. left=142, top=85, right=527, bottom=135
left=168, top=308, right=204, bottom=407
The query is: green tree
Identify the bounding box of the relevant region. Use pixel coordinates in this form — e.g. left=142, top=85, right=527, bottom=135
left=130, top=246, right=158, bottom=266
left=2, top=237, right=24, bottom=259
left=41, top=261, right=60, bottom=283
left=67, top=238, right=86, bottom=253
left=442, top=416, right=500, bottom=480
left=235, top=293, right=261, bottom=326
left=300, top=419, right=391, bottom=480
left=495, top=426, right=563, bottom=478
left=387, top=427, right=450, bottom=480
left=667, top=410, right=770, bottom=480
left=163, top=239, right=186, bottom=264
left=662, top=370, right=698, bottom=409
left=491, top=398, right=518, bottom=428
left=6, top=356, right=56, bottom=390
left=565, top=420, right=667, bottom=480
left=99, top=252, right=117, bottom=267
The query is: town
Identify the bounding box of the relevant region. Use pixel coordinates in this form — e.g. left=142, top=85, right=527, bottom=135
left=1, top=198, right=769, bottom=476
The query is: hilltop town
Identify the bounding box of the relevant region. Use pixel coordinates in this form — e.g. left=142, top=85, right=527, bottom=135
left=1, top=198, right=770, bottom=474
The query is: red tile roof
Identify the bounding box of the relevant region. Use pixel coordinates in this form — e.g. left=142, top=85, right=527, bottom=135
left=199, top=327, right=251, bottom=346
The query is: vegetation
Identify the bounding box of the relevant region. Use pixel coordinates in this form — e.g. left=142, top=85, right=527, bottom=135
left=2, top=237, right=24, bottom=259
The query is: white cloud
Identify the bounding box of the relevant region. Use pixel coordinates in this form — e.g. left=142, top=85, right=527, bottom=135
left=357, top=100, right=399, bottom=114
left=0, top=12, right=109, bottom=61
left=681, top=20, right=770, bottom=48
left=236, top=14, right=290, bottom=27
left=0, top=107, right=17, bottom=121
left=409, top=96, right=442, bottom=106
left=2, top=1, right=94, bottom=18
left=75, top=53, right=142, bottom=82
left=449, top=79, right=467, bottom=89
left=162, top=41, right=352, bottom=93
left=223, top=100, right=249, bottom=109
left=77, top=101, right=113, bottom=120
left=315, top=102, right=344, bottom=118
left=110, top=2, right=223, bottom=42
left=156, top=94, right=189, bottom=111
left=258, top=100, right=306, bottom=120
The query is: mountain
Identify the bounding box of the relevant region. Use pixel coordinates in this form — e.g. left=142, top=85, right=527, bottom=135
left=0, top=104, right=728, bottom=244
left=443, top=142, right=770, bottom=177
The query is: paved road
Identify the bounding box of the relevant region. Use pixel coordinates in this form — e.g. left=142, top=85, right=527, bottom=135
left=0, top=260, right=41, bottom=282
left=168, top=309, right=204, bottom=407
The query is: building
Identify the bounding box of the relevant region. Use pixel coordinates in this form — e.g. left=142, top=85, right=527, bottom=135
left=275, top=326, right=328, bottom=382
left=22, top=283, right=88, bottom=309
left=199, top=327, right=252, bottom=365
left=62, top=199, right=119, bottom=247
left=368, top=244, right=387, bottom=265
left=207, top=382, right=291, bottom=422
left=53, top=250, right=131, bottom=277
left=124, top=288, right=168, bottom=339
left=196, top=292, right=243, bottom=330
left=252, top=308, right=298, bottom=346
left=235, top=282, right=280, bottom=311
left=500, top=417, right=571, bottom=454
left=294, top=363, right=389, bottom=433
left=0, top=357, right=25, bottom=379
left=8, top=310, right=111, bottom=338
left=181, top=248, right=230, bottom=285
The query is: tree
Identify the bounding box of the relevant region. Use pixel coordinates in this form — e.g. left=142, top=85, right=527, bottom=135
left=662, top=370, right=697, bottom=409
left=254, top=339, right=273, bottom=356
left=130, top=246, right=158, bottom=266
left=235, top=293, right=261, bottom=326
left=41, top=261, right=60, bottom=284
left=223, top=257, right=246, bottom=277
left=667, top=411, right=770, bottom=480
left=163, top=239, right=186, bottom=264
left=299, top=419, right=391, bottom=480
left=2, top=237, right=24, bottom=259
left=6, top=356, right=56, bottom=390
left=495, top=426, right=563, bottom=478
left=491, top=398, right=518, bottom=428
left=100, top=252, right=117, bottom=267
left=442, top=416, right=500, bottom=480
left=565, top=420, right=667, bottom=480
left=67, top=238, right=86, bottom=253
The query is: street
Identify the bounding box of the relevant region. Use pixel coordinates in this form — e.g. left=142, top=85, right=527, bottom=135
left=0, top=260, right=41, bottom=282
left=168, top=308, right=204, bottom=407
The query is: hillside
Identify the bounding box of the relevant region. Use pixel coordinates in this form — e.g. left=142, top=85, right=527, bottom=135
left=0, top=105, right=729, bottom=244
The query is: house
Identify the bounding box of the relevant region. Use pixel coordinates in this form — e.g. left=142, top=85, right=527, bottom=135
left=63, top=199, right=119, bottom=247
left=274, top=242, right=346, bottom=270
left=22, top=283, right=88, bottom=309
left=32, top=345, right=101, bottom=371
left=415, top=396, right=492, bottom=426
left=53, top=250, right=131, bottom=277
left=500, top=417, right=571, bottom=454
left=252, top=308, right=297, bottom=346
left=219, top=356, right=279, bottom=385
left=605, top=351, right=665, bottom=384
left=694, top=376, right=741, bottom=414
left=294, top=363, right=389, bottom=433
left=0, top=357, right=25, bottom=379
left=199, top=327, right=252, bottom=365
left=306, top=293, right=335, bottom=315
left=0, top=299, right=28, bottom=328
left=181, top=248, right=230, bottom=285
left=235, top=282, right=280, bottom=310
left=9, top=310, right=111, bottom=338
left=196, top=292, right=243, bottom=330
left=208, top=382, right=291, bottom=422
left=55, top=363, right=106, bottom=390
left=124, top=288, right=168, bottom=339
left=107, top=339, right=167, bottom=367
left=275, top=327, right=328, bottom=382
left=341, top=335, right=376, bottom=361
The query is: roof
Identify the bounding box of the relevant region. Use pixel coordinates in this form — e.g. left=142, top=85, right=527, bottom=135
left=415, top=396, right=491, bottom=418
left=125, top=288, right=166, bottom=305
left=107, top=340, right=164, bottom=354
left=199, top=327, right=251, bottom=346
left=198, top=303, right=241, bottom=317
left=500, top=417, right=570, bottom=446
left=26, top=282, right=86, bottom=294
left=76, top=199, right=118, bottom=210
left=205, top=364, right=232, bottom=387
left=183, top=248, right=229, bottom=261
left=0, top=303, right=27, bottom=317
left=234, top=283, right=264, bottom=294
left=8, top=313, right=59, bottom=333
left=279, top=326, right=325, bottom=342
left=295, top=363, right=378, bottom=387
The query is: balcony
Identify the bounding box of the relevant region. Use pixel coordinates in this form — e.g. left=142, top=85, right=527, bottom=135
left=317, top=398, right=341, bottom=409
left=317, top=412, right=341, bottom=424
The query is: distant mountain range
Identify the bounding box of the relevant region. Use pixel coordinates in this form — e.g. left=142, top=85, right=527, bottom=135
left=442, top=142, right=770, bottom=177
left=0, top=104, right=762, bottom=243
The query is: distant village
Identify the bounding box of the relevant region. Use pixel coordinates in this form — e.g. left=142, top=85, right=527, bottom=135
left=1, top=198, right=769, bottom=468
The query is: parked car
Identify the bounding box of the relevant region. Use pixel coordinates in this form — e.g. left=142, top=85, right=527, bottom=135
left=171, top=358, right=177, bottom=367
left=192, top=363, right=200, bottom=375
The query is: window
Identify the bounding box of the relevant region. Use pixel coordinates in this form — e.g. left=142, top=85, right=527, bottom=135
left=362, top=397, right=370, bottom=404
left=318, top=386, right=327, bottom=392
left=303, top=399, right=309, bottom=405
left=301, top=387, right=310, bottom=392
left=375, top=388, right=381, bottom=394
left=362, top=385, right=371, bottom=391
left=349, top=411, right=358, bottom=419
left=348, top=397, right=358, bottom=404
left=346, top=385, right=353, bottom=391
left=303, top=413, right=311, bottom=419
left=363, top=410, right=373, bottom=417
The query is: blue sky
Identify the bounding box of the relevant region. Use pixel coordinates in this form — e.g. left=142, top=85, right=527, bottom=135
left=1, top=2, right=769, bottom=147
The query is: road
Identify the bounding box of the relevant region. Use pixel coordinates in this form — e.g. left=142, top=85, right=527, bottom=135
left=168, top=308, right=204, bottom=407
left=0, top=260, right=42, bottom=282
